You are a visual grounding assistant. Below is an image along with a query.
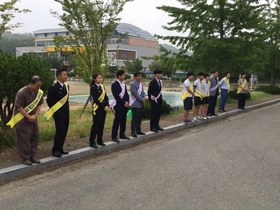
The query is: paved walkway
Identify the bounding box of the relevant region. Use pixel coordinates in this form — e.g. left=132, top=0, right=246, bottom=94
left=0, top=95, right=279, bottom=181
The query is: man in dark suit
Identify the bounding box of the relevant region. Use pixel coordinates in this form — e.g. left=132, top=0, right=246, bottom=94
left=46, top=68, right=69, bottom=158
left=148, top=69, right=164, bottom=132
left=110, top=70, right=130, bottom=142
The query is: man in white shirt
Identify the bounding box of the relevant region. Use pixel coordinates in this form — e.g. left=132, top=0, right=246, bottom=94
left=193, top=72, right=204, bottom=121
left=182, top=72, right=195, bottom=124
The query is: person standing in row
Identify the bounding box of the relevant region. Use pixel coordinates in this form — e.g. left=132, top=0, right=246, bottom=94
left=110, top=70, right=130, bottom=142
left=193, top=72, right=204, bottom=121
left=46, top=68, right=69, bottom=158
left=89, top=73, right=109, bottom=148
left=207, top=71, right=219, bottom=117
left=201, top=73, right=211, bottom=120
left=11, top=76, right=44, bottom=165
left=237, top=72, right=248, bottom=109
left=182, top=72, right=195, bottom=124
left=218, top=72, right=231, bottom=112
left=130, top=72, right=146, bottom=138
left=148, top=69, right=164, bottom=132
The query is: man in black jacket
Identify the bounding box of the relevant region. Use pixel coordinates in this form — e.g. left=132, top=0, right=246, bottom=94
left=148, top=69, right=164, bottom=132
left=46, top=68, right=69, bottom=158
left=110, top=70, right=130, bottom=142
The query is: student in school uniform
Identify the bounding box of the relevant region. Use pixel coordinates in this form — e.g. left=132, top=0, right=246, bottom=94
left=89, top=72, right=109, bottom=148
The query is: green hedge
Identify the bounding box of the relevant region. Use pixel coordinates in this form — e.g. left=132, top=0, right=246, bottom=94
left=228, top=89, right=251, bottom=100
left=255, top=85, right=280, bottom=94
left=142, top=99, right=169, bottom=119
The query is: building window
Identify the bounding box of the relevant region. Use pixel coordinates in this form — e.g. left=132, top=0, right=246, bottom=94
left=36, top=41, right=45, bottom=46
left=46, top=40, right=54, bottom=46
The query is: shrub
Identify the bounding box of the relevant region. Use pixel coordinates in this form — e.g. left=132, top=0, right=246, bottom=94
left=228, top=89, right=251, bottom=100
left=0, top=129, right=16, bottom=152
left=143, top=99, right=169, bottom=119
left=255, top=85, right=280, bottom=94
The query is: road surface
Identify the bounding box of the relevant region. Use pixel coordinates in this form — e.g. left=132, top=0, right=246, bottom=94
left=1, top=104, right=280, bottom=210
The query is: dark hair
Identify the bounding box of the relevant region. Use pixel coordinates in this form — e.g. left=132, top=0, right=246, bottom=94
left=154, top=69, right=162, bottom=74
left=225, top=72, right=230, bottom=76
left=198, top=72, right=204, bottom=76
left=91, top=72, right=102, bottom=86
left=29, top=75, right=42, bottom=84
left=187, top=72, right=194, bottom=77
left=240, top=72, right=246, bottom=76
left=116, top=70, right=125, bottom=78
left=133, top=72, right=142, bottom=77
left=212, top=70, right=218, bottom=74
left=56, top=68, right=67, bottom=77
left=204, top=73, right=210, bottom=77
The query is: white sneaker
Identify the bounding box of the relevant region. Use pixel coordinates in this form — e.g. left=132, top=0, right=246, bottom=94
left=192, top=117, right=197, bottom=122
left=196, top=116, right=202, bottom=121
left=202, top=116, right=207, bottom=120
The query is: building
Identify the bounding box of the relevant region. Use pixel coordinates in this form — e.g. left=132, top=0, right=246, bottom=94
left=16, top=23, right=159, bottom=68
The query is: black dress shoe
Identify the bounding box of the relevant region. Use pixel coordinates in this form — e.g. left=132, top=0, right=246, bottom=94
left=151, top=128, right=159, bottom=132
left=120, top=135, right=130, bottom=140
left=137, top=131, right=146, bottom=135
left=112, top=138, right=120, bottom=143
left=157, top=127, right=164, bottom=131
left=60, top=150, right=69, bottom=155
left=52, top=151, right=62, bottom=158
left=131, top=134, right=137, bottom=138
left=90, top=144, right=98, bottom=148
left=97, top=142, right=106, bottom=146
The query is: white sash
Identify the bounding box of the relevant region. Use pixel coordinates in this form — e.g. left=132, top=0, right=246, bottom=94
left=129, top=82, right=142, bottom=106
left=151, top=80, right=162, bottom=103
left=109, top=82, right=125, bottom=108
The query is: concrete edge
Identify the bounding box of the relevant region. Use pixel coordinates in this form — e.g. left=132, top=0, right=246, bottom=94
left=1, top=98, right=280, bottom=181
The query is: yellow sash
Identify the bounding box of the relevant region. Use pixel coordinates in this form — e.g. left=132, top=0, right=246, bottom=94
left=6, top=89, right=44, bottom=128
left=223, top=77, right=230, bottom=92
left=195, top=80, right=204, bottom=100
left=237, top=79, right=247, bottom=94
left=44, top=83, right=69, bottom=120
left=92, top=84, right=106, bottom=115
left=182, top=82, right=193, bottom=100
left=202, top=81, right=210, bottom=98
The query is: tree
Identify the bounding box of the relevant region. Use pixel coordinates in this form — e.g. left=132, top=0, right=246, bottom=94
left=0, top=51, right=54, bottom=126
left=52, top=0, right=132, bottom=84
left=124, top=58, right=143, bottom=73
left=156, top=0, right=266, bottom=75
left=0, top=32, right=34, bottom=55
left=262, top=0, right=280, bottom=85
left=0, top=0, right=30, bottom=38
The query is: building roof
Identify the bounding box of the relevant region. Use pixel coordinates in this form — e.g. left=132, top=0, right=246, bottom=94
left=33, top=23, right=157, bottom=41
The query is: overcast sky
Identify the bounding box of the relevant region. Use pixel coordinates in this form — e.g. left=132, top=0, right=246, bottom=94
left=5, top=0, right=183, bottom=44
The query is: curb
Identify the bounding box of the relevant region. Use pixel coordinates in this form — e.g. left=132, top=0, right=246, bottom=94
left=1, top=98, right=280, bottom=181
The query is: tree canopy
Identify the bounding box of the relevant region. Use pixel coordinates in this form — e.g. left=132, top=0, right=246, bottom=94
left=52, top=0, right=133, bottom=84
left=124, top=58, right=143, bottom=73
left=156, top=0, right=267, bottom=76
left=0, top=0, right=30, bottom=38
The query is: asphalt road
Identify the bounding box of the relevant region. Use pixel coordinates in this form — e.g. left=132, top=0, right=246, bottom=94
left=1, top=104, right=280, bottom=210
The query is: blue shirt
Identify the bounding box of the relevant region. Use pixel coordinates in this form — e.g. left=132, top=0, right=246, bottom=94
left=219, top=78, right=229, bottom=90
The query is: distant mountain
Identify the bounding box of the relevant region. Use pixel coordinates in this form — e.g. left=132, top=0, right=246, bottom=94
left=160, top=43, right=180, bottom=53
left=160, top=43, right=193, bottom=56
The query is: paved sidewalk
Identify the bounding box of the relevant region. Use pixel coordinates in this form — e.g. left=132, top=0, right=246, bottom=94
left=0, top=95, right=279, bottom=181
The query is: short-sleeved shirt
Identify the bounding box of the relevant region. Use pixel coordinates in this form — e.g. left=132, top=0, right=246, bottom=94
left=238, top=79, right=247, bottom=94
left=14, top=85, right=44, bottom=115
left=194, top=79, right=203, bottom=97
left=183, top=79, right=193, bottom=98
left=202, top=80, right=210, bottom=96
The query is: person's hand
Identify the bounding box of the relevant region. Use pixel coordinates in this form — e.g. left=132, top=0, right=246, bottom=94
left=124, top=102, right=129, bottom=107
left=104, top=106, right=109, bottom=111
left=142, top=98, right=146, bottom=103
left=27, top=115, right=37, bottom=122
